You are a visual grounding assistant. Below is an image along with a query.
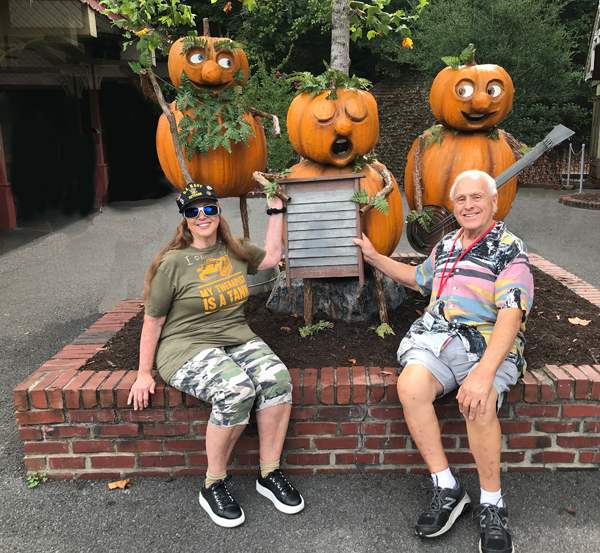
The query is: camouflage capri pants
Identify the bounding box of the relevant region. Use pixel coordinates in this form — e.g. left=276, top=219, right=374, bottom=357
left=169, top=339, right=292, bottom=428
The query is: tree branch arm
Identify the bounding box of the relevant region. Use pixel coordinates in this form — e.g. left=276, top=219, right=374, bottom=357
left=249, top=108, right=281, bottom=137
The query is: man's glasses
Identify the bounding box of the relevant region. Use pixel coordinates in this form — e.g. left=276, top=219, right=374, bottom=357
left=183, top=205, right=220, bottom=219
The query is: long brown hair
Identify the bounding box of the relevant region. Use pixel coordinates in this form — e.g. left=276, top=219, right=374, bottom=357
left=143, top=208, right=254, bottom=301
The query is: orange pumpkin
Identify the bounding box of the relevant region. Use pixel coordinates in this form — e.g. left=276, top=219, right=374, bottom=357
left=168, top=37, right=249, bottom=92
left=404, top=131, right=517, bottom=221
left=284, top=159, right=403, bottom=257
left=429, top=63, right=514, bottom=131
left=287, top=89, right=379, bottom=167
left=156, top=104, right=267, bottom=196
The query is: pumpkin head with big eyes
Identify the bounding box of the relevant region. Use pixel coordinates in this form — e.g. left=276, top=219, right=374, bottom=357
left=168, top=37, right=249, bottom=93
left=429, top=63, right=514, bottom=131
left=287, top=89, right=379, bottom=167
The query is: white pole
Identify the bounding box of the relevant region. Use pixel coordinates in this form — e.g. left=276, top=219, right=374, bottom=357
left=579, top=144, right=585, bottom=193
left=566, top=144, right=572, bottom=188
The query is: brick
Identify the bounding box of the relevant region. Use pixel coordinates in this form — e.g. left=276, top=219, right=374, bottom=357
left=320, top=367, right=334, bottom=404
left=364, top=437, right=406, bottom=449
left=318, top=406, right=363, bottom=419
left=316, top=468, right=359, bottom=474
left=314, top=437, right=358, bottom=449
left=73, top=441, right=114, bottom=453
left=531, top=451, right=576, bottom=464
left=24, top=458, right=47, bottom=471
left=64, top=370, right=95, bottom=409
left=303, top=368, right=317, bottom=404
left=361, top=423, right=386, bottom=435
left=117, top=440, right=163, bottom=452
left=561, top=365, right=590, bottom=399
left=192, top=423, right=207, bottom=436
left=49, top=457, right=85, bottom=470
left=16, top=410, right=65, bottom=426
left=167, top=440, right=206, bottom=451
left=99, top=370, right=126, bottom=408
left=91, top=456, right=136, bottom=469
left=557, top=436, right=600, bottom=448
left=515, top=405, right=559, bottom=418
left=144, top=424, right=189, bottom=437
left=440, top=422, right=467, bottom=435
left=335, top=452, right=357, bottom=465
left=185, top=394, right=200, bottom=407
left=563, top=404, right=600, bottom=418
left=174, top=469, right=206, bottom=476
left=116, top=371, right=138, bottom=408
left=356, top=452, right=380, bottom=464
left=352, top=367, right=367, bottom=403
left=500, top=451, right=525, bottom=463
left=508, top=435, right=552, bottom=449
left=233, top=438, right=259, bottom=451
left=384, top=370, right=399, bottom=403
left=290, top=407, right=313, bottom=419
left=171, top=409, right=210, bottom=421
left=384, top=451, right=424, bottom=464
left=578, top=366, right=600, bottom=400
left=505, top=382, right=522, bottom=403
left=369, top=367, right=384, bottom=403
left=584, top=421, right=600, bottom=433
left=434, top=406, right=462, bottom=419
left=140, top=454, right=185, bottom=467
left=500, top=422, right=532, bottom=434
left=94, top=424, right=138, bottom=437
left=446, top=452, right=475, bottom=464
left=127, top=471, right=171, bottom=478
left=18, top=428, right=42, bottom=441
left=537, top=421, right=579, bottom=433
left=24, top=442, right=68, bottom=454
left=289, top=368, right=301, bottom=404
left=366, top=468, right=407, bottom=475
left=287, top=453, right=330, bottom=465
left=46, top=370, right=78, bottom=409
left=389, top=422, right=410, bottom=435
left=238, top=453, right=259, bottom=465
left=283, top=437, right=311, bottom=450
left=341, top=422, right=359, bottom=435
left=530, top=370, right=554, bottom=402
left=521, top=372, right=539, bottom=403
left=545, top=365, right=572, bottom=399
left=168, top=387, right=183, bottom=407
left=188, top=455, right=208, bottom=466
left=81, top=371, right=109, bottom=408
left=442, top=437, right=457, bottom=449
left=507, top=467, right=551, bottom=473
left=150, top=377, right=166, bottom=408
left=69, top=410, right=115, bottom=423
left=293, top=422, right=337, bottom=435
left=369, top=407, right=404, bottom=419
left=579, top=452, right=600, bottom=463
left=44, top=426, right=89, bottom=439
left=336, top=367, right=351, bottom=404
left=14, top=371, right=48, bottom=411
left=121, top=410, right=166, bottom=422
left=30, top=372, right=63, bottom=409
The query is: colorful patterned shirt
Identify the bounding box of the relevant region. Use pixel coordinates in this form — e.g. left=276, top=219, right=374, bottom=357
left=398, top=221, right=534, bottom=373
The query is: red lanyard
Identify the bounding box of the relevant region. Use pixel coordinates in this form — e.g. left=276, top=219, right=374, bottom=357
left=436, top=222, right=496, bottom=300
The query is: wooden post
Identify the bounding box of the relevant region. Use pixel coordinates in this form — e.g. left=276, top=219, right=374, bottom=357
left=373, top=268, right=388, bottom=324
left=0, top=118, right=17, bottom=229
left=239, top=194, right=250, bottom=239
left=303, top=279, right=313, bottom=326
left=89, top=85, right=109, bottom=209
left=203, top=18, right=211, bottom=37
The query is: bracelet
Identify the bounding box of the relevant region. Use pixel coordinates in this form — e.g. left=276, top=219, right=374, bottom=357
left=266, top=206, right=287, bottom=216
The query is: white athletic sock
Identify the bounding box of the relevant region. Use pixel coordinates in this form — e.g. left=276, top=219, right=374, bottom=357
left=431, top=467, right=456, bottom=490
left=480, top=488, right=504, bottom=508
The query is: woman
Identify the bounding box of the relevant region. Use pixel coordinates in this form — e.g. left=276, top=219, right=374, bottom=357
left=128, top=183, right=303, bottom=528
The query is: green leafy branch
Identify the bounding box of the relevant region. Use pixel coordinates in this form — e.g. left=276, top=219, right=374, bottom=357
left=213, top=39, right=246, bottom=52
left=299, top=320, right=334, bottom=339
left=441, top=44, right=477, bottom=70
left=289, top=63, right=372, bottom=99
left=487, top=127, right=500, bottom=140
left=352, top=152, right=378, bottom=173
left=349, top=189, right=389, bottom=215
left=181, top=36, right=208, bottom=54
left=369, top=323, right=396, bottom=339
left=407, top=207, right=434, bottom=232
left=264, top=169, right=292, bottom=200
left=424, top=125, right=458, bottom=148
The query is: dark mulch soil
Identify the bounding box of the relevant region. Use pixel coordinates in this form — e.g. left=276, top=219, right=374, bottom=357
left=86, top=266, right=600, bottom=373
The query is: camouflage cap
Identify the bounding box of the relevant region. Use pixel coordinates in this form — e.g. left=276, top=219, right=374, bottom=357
left=176, top=183, right=219, bottom=212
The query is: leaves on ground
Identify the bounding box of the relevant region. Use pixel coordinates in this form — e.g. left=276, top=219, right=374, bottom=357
left=568, top=317, right=591, bottom=326
left=108, top=479, right=131, bottom=490
left=280, top=326, right=291, bottom=332
left=348, top=358, right=357, bottom=364
left=369, top=323, right=396, bottom=339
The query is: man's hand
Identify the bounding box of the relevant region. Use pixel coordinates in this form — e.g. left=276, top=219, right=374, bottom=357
left=456, top=368, right=494, bottom=420
left=354, top=233, right=379, bottom=265
left=127, top=374, right=156, bottom=411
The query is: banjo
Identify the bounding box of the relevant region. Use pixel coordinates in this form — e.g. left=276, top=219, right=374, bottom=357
left=406, top=124, right=575, bottom=255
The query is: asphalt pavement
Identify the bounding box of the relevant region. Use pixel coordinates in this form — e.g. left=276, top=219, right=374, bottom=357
left=1, top=188, right=599, bottom=553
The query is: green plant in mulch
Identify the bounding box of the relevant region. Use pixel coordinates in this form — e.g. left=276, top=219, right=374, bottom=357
left=407, top=207, right=435, bottom=232
left=369, top=323, right=396, bottom=339
left=27, top=471, right=48, bottom=489
left=349, top=189, right=389, bottom=215
left=299, top=320, right=334, bottom=338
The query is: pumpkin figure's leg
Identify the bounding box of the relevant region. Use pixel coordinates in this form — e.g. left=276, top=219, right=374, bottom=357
left=372, top=267, right=389, bottom=325
left=239, top=195, right=250, bottom=239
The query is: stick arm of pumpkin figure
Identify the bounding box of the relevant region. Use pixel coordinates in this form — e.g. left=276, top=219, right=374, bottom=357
left=249, top=108, right=281, bottom=138
left=252, top=171, right=291, bottom=202
left=360, top=165, right=395, bottom=215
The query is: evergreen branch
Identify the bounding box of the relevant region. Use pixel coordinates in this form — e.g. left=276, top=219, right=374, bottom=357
left=352, top=152, right=378, bottom=173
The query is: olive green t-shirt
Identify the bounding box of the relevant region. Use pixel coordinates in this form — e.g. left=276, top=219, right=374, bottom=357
left=145, top=240, right=267, bottom=384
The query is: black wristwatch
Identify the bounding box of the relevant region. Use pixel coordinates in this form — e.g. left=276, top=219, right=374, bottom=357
left=266, top=206, right=287, bottom=216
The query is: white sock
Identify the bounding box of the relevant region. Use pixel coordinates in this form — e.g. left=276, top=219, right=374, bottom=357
left=480, top=488, right=504, bottom=508
left=431, top=467, right=456, bottom=490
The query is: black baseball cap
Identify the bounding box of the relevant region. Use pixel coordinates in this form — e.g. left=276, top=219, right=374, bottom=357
left=176, top=183, right=219, bottom=212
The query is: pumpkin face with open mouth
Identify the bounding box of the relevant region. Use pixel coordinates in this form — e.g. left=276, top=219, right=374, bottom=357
left=287, top=89, right=379, bottom=167
left=429, top=63, right=514, bottom=131
left=168, top=37, right=249, bottom=93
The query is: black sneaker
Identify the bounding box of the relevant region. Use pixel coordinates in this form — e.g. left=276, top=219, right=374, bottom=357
left=474, top=503, right=514, bottom=553
left=415, top=480, right=471, bottom=538
left=256, top=469, right=305, bottom=514
left=199, top=476, right=245, bottom=528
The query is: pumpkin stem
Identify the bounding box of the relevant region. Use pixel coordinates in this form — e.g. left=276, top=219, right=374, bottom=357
left=203, top=18, right=211, bottom=38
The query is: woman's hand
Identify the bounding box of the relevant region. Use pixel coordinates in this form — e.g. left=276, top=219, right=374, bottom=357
left=127, top=373, right=156, bottom=411
left=354, top=233, right=379, bottom=265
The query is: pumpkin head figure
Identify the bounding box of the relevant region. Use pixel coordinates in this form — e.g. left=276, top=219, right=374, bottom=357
left=168, top=37, right=249, bottom=93
left=287, top=89, right=379, bottom=167
left=429, top=62, right=514, bottom=131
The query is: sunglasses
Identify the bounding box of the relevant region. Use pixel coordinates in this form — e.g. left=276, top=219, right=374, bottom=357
left=183, top=205, right=220, bottom=219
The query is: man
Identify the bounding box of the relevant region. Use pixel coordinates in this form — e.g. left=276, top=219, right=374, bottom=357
left=355, top=170, right=533, bottom=553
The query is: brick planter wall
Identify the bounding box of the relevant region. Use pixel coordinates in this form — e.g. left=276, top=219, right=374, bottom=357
left=13, top=255, right=600, bottom=481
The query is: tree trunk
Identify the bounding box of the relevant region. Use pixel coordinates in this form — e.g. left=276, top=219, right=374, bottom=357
left=330, top=0, right=351, bottom=75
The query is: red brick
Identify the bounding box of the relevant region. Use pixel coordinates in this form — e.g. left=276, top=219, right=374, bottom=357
left=318, top=406, right=363, bottom=419
left=505, top=383, right=522, bottom=403
left=173, top=468, right=206, bottom=476
left=24, top=442, right=68, bottom=454
left=91, top=456, right=136, bottom=468
left=530, top=370, right=554, bottom=402
left=167, top=440, right=206, bottom=451
left=293, top=422, right=337, bottom=435
left=442, top=437, right=457, bottom=448
left=352, top=367, right=367, bottom=404
left=500, top=421, right=532, bottom=434
left=336, top=367, right=351, bottom=404
left=69, top=410, right=115, bottom=423
left=117, top=440, right=163, bottom=452
left=557, top=436, right=600, bottom=448
left=16, top=410, right=65, bottom=426
left=303, top=368, right=317, bottom=404
left=341, top=422, right=359, bottom=435
left=24, top=458, right=47, bottom=471
left=185, top=394, right=201, bottom=407
left=287, top=453, right=330, bottom=465
left=30, top=372, right=63, bottom=409
left=116, top=371, right=138, bottom=408
left=14, top=371, right=46, bottom=411
left=290, top=407, right=313, bottom=419
left=289, top=368, right=301, bottom=404
left=446, top=452, right=475, bottom=464
left=364, top=436, right=406, bottom=449
left=515, top=405, right=559, bottom=418
left=320, top=367, right=334, bottom=404
left=369, top=407, right=404, bottom=419
left=384, top=370, right=399, bottom=403
left=314, top=437, right=358, bottom=449
left=507, top=467, right=551, bottom=473
left=75, top=471, right=122, bottom=480
left=149, top=377, right=166, bottom=408
left=94, top=424, right=138, bottom=437
left=238, top=453, right=260, bottom=465
left=64, top=370, right=95, bottom=409
left=579, top=452, right=600, bottom=463
left=356, top=452, right=380, bottom=464
left=389, top=422, right=410, bottom=435
left=521, top=372, right=539, bottom=403
left=140, top=454, right=185, bottom=467
left=73, top=441, right=114, bottom=453
left=188, top=455, right=208, bottom=466
left=584, top=421, right=600, bottom=433
left=384, top=451, right=424, bottom=464
left=545, top=365, right=572, bottom=399
left=440, top=422, right=467, bottom=435
left=579, top=365, right=600, bottom=400
left=49, top=457, right=85, bottom=470
left=98, top=370, right=126, bottom=408
left=537, top=421, right=579, bottom=433
left=171, top=409, right=210, bottom=421
left=81, top=371, right=109, bottom=408
left=361, top=422, right=386, bottom=435
left=121, top=410, right=166, bottom=422
left=434, top=405, right=462, bottom=419
left=168, top=387, right=183, bottom=407
left=531, top=451, right=576, bottom=463
left=366, top=468, right=407, bottom=475
left=192, top=423, right=207, bottom=435
left=316, top=467, right=359, bottom=474
left=335, top=452, right=356, bottom=464
left=563, top=404, right=600, bottom=417
left=561, top=365, right=590, bottom=399
left=46, top=370, right=78, bottom=409
left=144, top=424, right=189, bottom=437
left=127, top=470, right=171, bottom=478
left=18, top=428, right=42, bottom=441
left=232, top=438, right=259, bottom=451
left=369, top=368, right=385, bottom=403
left=500, top=451, right=525, bottom=463
left=509, top=435, right=552, bottom=449
left=44, top=426, right=89, bottom=438
left=283, top=437, right=311, bottom=450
